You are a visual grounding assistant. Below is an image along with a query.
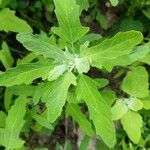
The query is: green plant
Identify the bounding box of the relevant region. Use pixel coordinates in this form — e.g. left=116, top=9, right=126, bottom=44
left=0, top=0, right=150, bottom=149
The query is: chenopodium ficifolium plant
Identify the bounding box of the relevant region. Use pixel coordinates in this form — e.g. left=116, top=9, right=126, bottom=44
left=0, top=0, right=150, bottom=149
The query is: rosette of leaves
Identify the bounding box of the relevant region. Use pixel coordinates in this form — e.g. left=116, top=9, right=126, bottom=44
left=0, top=0, right=149, bottom=149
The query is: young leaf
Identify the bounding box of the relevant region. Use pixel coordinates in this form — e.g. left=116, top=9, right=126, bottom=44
left=111, top=99, right=128, bottom=120
left=83, top=31, right=143, bottom=69
left=121, top=111, right=142, bottom=144
left=16, top=33, right=65, bottom=62
left=0, top=8, right=32, bottom=32
left=0, top=59, right=55, bottom=87
left=109, top=0, right=118, bottom=6
left=76, top=75, right=116, bottom=148
left=0, top=96, right=27, bottom=149
left=124, top=97, right=143, bottom=111
left=51, top=0, right=89, bottom=44
left=122, top=66, right=149, bottom=98
left=66, top=103, right=94, bottom=136
left=43, top=72, right=76, bottom=123
left=74, top=57, right=90, bottom=74
left=48, top=64, right=68, bottom=81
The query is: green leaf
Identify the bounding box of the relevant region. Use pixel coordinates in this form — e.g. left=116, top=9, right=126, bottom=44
left=0, top=8, right=32, bottom=32
left=102, top=45, right=150, bottom=72
left=109, top=0, right=118, bottom=6
left=140, top=51, right=150, bottom=65
left=0, top=59, right=55, bottom=87
left=51, top=0, right=89, bottom=44
left=122, top=66, right=149, bottom=98
left=66, top=103, right=94, bottom=136
left=121, top=111, right=142, bottom=144
left=83, top=31, right=143, bottom=69
left=141, top=93, right=150, bottom=110
left=4, top=88, right=13, bottom=111
left=30, top=113, right=53, bottom=130
left=48, top=64, right=68, bottom=81
left=17, top=33, right=65, bottom=62
left=0, top=96, right=27, bottom=149
left=111, top=99, right=128, bottom=120
left=76, top=75, right=116, bottom=148
left=124, top=97, right=143, bottom=111
left=100, top=90, right=116, bottom=106
left=8, top=84, right=36, bottom=97
left=76, top=0, right=89, bottom=13
left=0, top=111, right=6, bottom=128
left=94, top=78, right=109, bottom=89
left=0, top=42, right=14, bottom=69
left=17, top=52, right=37, bottom=65
left=43, top=72, right=76, bottom=123
left=74, top=57, right=90, bottom=74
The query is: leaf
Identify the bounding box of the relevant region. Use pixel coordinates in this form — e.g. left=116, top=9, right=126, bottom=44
left=0, top=42, right=14, bottom=69
left=102, top=45, right=150, bottom=72
left=76, top=75, right=116, bottom=148
left=4, top=88, right=13, bottom=111
left=94, top=78, right=109, bottom=89
left=79, top=33, right=102, bottom=44
left=76, top=0, right=89, bottom=13
left=111, top=99, right=128, bottom=120
left=0, top=8, right=32, bottom=32
left=17, top=33, right=65, bottom=62
left=30, top=113, right=53, bottom=130
left=0, top=59, right=55, bottom=87
left=122, top=66, right=149, bottom=98
left=83, top=31, right=143, bottom=69
left=109, top=0, right=118, bottom=6
left=66, top=103, right=94, bottom=136
left=141, top=94, right=150, bottom=110
left=17, top=52, right=37, bottom=65
left=51, top=0, right=89, bottom=44
left=8, top=84, right=36, bottom=97
left=43, top=72, right=76, bottom=123
left=100, top=90, right=116, bottom=106
left=121, top=111, right=142, bottom=144
left=74, top=57, right=90, bottom=74
left=48, top=64, right=68, bottom=81
left=140, top=51, right=150, bottom=65
left=0, top=111, right=6, bottom=128
left=124, top=97, right=143, bottom=111
left=0, top=96, right=27, bottom=149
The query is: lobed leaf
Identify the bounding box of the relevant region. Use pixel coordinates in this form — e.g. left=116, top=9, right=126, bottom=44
left=0, top=59, right=55, bottom=87
left=43, top=72, right=76, bottom=123
left=76, top=74, right=116, bottom=148
left=0, top=8, right=32, bottom=32
left=17, top=33, right=65, bottom=62
left=83, top=31, right=143, bottom=69
left=51, top=0, right=89, bottom=44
